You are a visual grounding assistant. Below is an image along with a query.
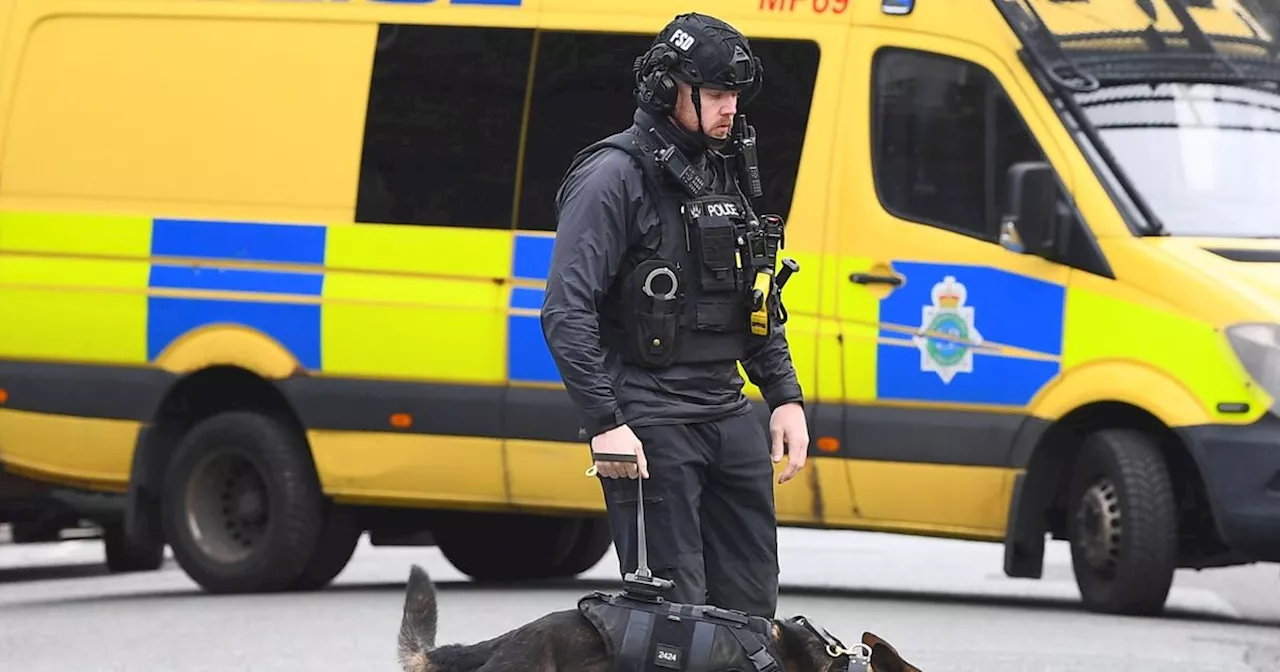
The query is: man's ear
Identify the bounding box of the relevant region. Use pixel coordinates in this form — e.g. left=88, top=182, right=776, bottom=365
left=862, top=631, right=923, bottom=672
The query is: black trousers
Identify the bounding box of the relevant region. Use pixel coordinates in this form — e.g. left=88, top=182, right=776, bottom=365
left=597, top=410, right=780, bottom=618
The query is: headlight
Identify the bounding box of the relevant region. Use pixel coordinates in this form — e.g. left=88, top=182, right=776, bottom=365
left=1225, top=323, right=1280, bottom=406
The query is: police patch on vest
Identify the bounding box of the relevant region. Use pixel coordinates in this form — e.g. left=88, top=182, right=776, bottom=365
left=687, top=199, right=742, bottom=219
left=683, top=194, right=747, bottom=294
left=705, top=201, right=741, bottom=218
left=654, top=643, right=682, bottom=669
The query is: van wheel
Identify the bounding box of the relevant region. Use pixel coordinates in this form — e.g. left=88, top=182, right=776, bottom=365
left=435, top=513, right=589, bottom=582
left=547, top=516, right=613, bottom=576
left=161, top=411, right=325, bottom=594
left=288, top=504, right=363, bottom=590
left=103, top=521, right=165, bottom=573
left=1067, top=428, right=1178, bottom=616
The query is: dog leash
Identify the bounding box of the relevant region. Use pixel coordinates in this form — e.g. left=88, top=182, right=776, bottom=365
left=586, top=450, right=672, bottom=595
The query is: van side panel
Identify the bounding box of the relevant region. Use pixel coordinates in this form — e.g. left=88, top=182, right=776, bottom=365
left=3, top=15, right=373, bottom=222
left=0, top=3, right=835, bottom=516
left=0, top=8, right=517, bottom=504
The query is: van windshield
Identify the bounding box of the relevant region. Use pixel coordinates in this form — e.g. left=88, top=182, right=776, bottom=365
left=1075, top=82, right=1280, bottom=238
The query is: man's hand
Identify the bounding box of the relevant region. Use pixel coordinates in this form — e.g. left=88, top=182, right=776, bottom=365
left=591, top=424, right=649, bottom=479
left=769, top=402, right=809, bottom=484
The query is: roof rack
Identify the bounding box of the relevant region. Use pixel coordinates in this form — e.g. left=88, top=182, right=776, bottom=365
left=993, top=0, right=1280, bottom=91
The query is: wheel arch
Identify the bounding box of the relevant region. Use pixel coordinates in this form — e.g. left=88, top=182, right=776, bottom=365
left=1002, top=400, right=1225, bottom=579
left=124, top=364, right=314, bottom=549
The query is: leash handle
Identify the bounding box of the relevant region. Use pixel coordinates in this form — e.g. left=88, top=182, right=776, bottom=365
left=588, top=449, right=673, bottom=598
left=588, top=451, right=651, bottom=574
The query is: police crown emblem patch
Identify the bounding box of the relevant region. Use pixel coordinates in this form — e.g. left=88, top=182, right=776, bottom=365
left=913, top=275, right=983, bottom=384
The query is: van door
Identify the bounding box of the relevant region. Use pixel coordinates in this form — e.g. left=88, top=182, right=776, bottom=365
left=834, top=25, right=1072, bottom=537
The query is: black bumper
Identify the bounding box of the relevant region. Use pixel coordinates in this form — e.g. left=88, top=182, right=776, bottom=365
left=0, top=463, right=125, bottom=525
left=1180, top=414, right=1280, bottom=562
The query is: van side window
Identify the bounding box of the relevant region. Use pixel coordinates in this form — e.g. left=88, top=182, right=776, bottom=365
left=516, top=30, right=652, bottom=232
left=355, top=24, right=534, bottom=229
left=516, top=31, right=822, bottom=232
left=871, top=47, right=1047, bottom=242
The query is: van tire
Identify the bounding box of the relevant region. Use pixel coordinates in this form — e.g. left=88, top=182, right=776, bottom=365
left=161, top=411, right=325, bottom=594
left=435, top=513, right=594, bottom=582
left=103, top=521, right=165, bottom=573
left=547, top=516, right=613, bottom=576
left=1067, top=428, right=1178, bottom=616
left=288, top=504, right=363, bottom=590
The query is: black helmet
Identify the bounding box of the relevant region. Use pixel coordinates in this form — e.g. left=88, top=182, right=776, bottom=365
left=633, top=13, right=763, bottom=122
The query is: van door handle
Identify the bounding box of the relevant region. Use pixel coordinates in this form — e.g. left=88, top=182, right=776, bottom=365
left=849, top=272, right=903, bottom=287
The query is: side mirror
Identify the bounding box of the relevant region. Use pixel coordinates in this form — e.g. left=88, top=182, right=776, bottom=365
left=1000, top=161, right=1060, bottom=258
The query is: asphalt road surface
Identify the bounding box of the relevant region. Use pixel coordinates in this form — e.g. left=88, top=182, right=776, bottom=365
left=1, top=527, right=1277, bottom=671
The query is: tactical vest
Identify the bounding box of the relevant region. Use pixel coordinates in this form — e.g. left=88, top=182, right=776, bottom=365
left=562, top=126, right=754, bottom=369
left=577, top=590, right=782, bottom=672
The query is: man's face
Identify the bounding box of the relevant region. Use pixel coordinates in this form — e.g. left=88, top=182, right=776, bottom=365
left=672, top=79, right=739, bottom=140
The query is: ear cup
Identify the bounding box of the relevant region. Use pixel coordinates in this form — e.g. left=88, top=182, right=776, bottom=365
left=634, top=46, right=681, bottom=115
left=647, top=69, right=678, bottom=113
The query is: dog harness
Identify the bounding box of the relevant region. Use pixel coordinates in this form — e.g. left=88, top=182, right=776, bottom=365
left=578, top=460, right=873, bottom=671
left=577, top=589, right=781, bottom=672
left=577, top=590, right=874, bottom=672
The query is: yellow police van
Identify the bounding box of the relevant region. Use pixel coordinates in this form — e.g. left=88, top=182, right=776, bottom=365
left=0, top=0, right=1275, bottom=615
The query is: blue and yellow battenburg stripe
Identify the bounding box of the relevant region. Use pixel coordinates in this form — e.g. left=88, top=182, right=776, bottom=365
left=0, top=210, right=561, bottom=381
left=147, top=217, right=566, bottom=382
left=502, top=233, right=1071, bottom=407
left=0, top=212, right=1068, bottom=408
left=149, top=218, right=326, bottom=369
left=508, top=232, right=560, bottom=385
left=147, top=217, right=569, bottom=384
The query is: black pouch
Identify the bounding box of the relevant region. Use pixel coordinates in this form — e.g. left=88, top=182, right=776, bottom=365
left=694, top=296, right=742, bottom=333
left=683, top=197, right=742, bottom=294
left=628, top=260, right=682, bottom=367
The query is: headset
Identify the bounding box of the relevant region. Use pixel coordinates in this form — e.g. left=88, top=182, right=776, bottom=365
left=633, top=44, right=684, bottom=115
left=632, top=23, right=764, bottom=117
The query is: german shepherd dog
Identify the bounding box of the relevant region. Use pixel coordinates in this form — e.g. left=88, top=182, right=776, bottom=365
left=395, top=564, right=923, bottom=672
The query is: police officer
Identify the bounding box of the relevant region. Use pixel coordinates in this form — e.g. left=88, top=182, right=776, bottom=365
left=540, top=12, right=809, bottom=621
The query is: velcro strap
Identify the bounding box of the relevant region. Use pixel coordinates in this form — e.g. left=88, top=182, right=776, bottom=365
left=616, top=607, right=654, bottom=672
left=591, top=451, right=638, bottom=463
left=725, top=626, right=781, bottom=672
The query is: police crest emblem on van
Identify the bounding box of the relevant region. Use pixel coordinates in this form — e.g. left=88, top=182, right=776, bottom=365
left=914, top=275, right=983, bottom=384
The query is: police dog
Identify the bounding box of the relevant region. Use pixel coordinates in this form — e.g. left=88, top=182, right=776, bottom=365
left=395, top=564, right=923, bottom=672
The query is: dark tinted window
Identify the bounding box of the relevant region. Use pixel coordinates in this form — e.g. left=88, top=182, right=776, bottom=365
left=517, top=31, right=821, bottom=232
left=356, top=24, right=533, bottom=229
left=871, top=48, right=1047, bottom=241
left=517, top=30, right=650, bottom=232
left=748, top=38, right=821, bottom=224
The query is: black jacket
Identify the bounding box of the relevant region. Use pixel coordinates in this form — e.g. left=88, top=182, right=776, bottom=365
left=541, top=108, right=804, bottom=438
